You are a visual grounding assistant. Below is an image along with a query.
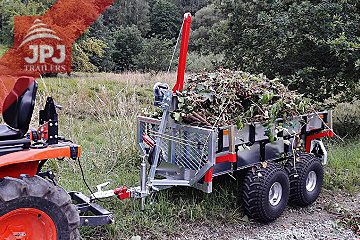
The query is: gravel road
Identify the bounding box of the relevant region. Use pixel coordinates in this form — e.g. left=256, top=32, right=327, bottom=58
left=174, top=190, right=359, bottom=240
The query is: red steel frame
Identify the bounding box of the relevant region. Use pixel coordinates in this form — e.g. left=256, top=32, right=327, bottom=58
left=305, top=129, right=334, bottom=152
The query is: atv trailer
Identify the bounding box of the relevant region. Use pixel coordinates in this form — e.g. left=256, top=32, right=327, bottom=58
left=108, top=13, right=334, bottom=223
left=94, top=13, right=334, bottom=223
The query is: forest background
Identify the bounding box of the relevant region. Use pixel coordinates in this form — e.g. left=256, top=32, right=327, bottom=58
left=1, top=0, right=359, bottom=103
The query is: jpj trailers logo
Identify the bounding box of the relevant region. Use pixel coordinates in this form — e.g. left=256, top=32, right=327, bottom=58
left=15, top=17, right=71, bottom=73
left=0, top=0, right=116, bottom=114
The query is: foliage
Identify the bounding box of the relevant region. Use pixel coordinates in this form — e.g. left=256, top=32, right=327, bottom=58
left=87, top=16, right=117, bottom=72
left=218, top=0, right=360, bottom=102
left=325, top=138, right=360, bottom=194
left=1, top=0, right=360, bottom=102
left=135, top=37, right=173, bottom=73
left=149, top=0, right=182, bottom=39
left=112, top=25, right=144, bottom=72
left=0, top=44, right=9, bottom=57
left=170, top=0, right=210, bottom=15
left=173, top=69, right=312, bottom=132
left=0, top=0, right=56, bottom=44
left=186, top=52, right=224, bottom=72
left=72, top=35, right=108, bottom=72
left=332, top=100, right=360, bottom=139
left=189, top=4, right=225, bottom=54
left=101, top=0, right=151, bottom=36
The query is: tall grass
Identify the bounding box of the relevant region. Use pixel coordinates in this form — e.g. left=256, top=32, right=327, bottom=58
left=325, top=139, right=360, bottom=194
left=35, top=72, right=173, bottom=194
left=332, top=100, right=360, bottom=139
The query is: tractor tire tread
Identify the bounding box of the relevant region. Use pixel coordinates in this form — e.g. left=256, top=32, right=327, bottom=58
left=0, top=175, right=80, bottom=239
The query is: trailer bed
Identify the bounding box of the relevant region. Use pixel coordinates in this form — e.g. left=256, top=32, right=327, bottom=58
left=137, top=110, right=332, bottom=193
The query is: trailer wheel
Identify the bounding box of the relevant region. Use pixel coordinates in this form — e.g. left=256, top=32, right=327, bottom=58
left=0, top=175, right=80, bottom=240
left=241, top=162, right=289, bottom=222
left=285, top=153, right=324, bottom=207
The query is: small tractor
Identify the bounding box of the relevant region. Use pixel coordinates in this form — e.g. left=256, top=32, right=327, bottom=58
left=0, top=13, right=333, bottom=239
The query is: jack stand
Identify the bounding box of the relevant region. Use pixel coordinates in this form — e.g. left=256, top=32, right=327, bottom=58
left=140, top=156, right=147, bottom=211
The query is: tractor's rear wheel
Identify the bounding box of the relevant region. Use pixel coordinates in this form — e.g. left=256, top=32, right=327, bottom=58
left=241, top=162, right=290, bottom=222
left=0, top=175, right=80, bottom=240
left=285, top=153, right=324, bottom=207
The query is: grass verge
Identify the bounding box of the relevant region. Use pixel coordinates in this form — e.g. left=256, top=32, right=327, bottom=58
left=324, top=139, right=360, bottom=194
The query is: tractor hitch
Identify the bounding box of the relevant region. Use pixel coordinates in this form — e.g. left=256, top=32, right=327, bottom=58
left=114, top=186, right=131, bottom=200
left=69, top=191, right=114, bottom=227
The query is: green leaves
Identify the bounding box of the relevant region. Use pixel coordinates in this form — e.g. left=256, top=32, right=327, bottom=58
left=173, top=112, right=181, bottom=122
left=260, top=92, right=274, bottom=104
left=171, top=69, right=314, bottom=130
left=218, top=0, right=360, bottom=102
left=236, top=120, right=244, bottom=130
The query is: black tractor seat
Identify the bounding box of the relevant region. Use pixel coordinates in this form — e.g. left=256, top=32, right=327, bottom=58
left=0, top=125, right=23, bottom=141
left=0, top=77, right=37, bottom=155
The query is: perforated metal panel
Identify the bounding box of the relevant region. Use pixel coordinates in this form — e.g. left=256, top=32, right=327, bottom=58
left=137, top=117, right=216, bottom=181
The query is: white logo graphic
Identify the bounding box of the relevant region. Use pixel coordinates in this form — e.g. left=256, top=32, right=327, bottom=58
left=19, top=19, right=65, bottom=64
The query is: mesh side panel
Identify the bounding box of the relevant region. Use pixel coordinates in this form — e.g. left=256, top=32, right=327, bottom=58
left=139, top=120, right=212, bottom=174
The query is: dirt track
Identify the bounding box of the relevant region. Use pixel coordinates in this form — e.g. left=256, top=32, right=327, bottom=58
left=173, top=190, right=359, bottom=240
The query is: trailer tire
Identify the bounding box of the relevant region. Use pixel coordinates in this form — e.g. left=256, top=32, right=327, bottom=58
left=241, top=162, right=289, bottom=222
left=285, top=153, right=324, bottom=207
left=0, top=175, right=80, bottom=240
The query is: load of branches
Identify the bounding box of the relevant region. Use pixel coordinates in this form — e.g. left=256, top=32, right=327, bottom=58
left=171, top=69, right=313, bottom=130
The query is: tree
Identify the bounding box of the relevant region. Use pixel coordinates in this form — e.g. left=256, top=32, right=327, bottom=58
left=112, top=25, right=143, bottom=72
left=189, top=4, right=225, bottom=54
left=0, top=0, right=57, bottom=44
left=170, top=0, right=210, bottom=15
left=87, top=15, right=117, bottom=72
left=72, top=32, right=108, bottom=72
left=218, top=0, right=360, bottom=102
left=101, top=0, right=150, bottom=36
left=135, top=37, right=173, bottom=73
left=149, top=0, right=182, bottom=39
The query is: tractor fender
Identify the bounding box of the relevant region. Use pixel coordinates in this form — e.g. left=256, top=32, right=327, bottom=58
left=0, top=145, right=80, bottom=178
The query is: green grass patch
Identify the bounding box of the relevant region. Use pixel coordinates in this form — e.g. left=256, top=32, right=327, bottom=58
left=324, top=139, right=360, bottom=194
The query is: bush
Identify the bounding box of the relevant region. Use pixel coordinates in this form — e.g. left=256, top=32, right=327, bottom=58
left=186, top=52, right=224, bottom=72
left=112, top=25, right=144, bottom=72
left=333, top=100, right=360, bottom=139
left=135, top=37, right=173, bottom=73
left=219, top=1, right=360, bottom=102
left=189, top=4, right=225, bottom=54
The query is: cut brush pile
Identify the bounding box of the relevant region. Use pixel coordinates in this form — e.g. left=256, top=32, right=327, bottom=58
left=172, top=69, right=313, bottom=130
